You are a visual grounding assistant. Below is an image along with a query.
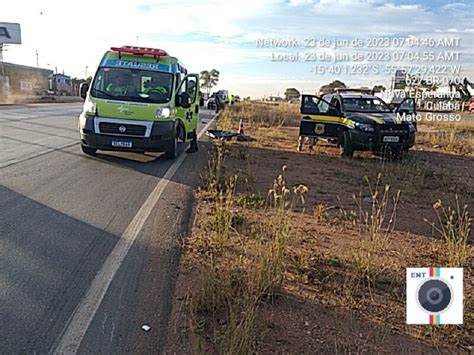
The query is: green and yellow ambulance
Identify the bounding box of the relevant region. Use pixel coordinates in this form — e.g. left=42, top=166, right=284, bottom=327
left=78, top=46, right=200, bottom=159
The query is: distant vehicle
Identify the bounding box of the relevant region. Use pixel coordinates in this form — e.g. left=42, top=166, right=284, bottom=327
left=216, top=90, right=229, bottom=104
left=207, top=96, right=217, bottom=110
left=298, top=88, right=417, bottom=158
left=49, top=74, right=73, bottom=96
left=265, top=96, right=283, bottom=102
left=208, top=91, right=227, bottom=111
left=468, top=97, right=474, bottom=113
left=78, top=46, right=201, bottom=158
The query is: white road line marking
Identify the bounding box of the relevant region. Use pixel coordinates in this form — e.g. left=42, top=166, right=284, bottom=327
left=53, top=116, right=216, bottom=354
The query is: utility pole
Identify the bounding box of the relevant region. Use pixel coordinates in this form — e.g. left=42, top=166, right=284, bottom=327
left=85, top=65, right=88, bottom=78
left=0, top=43, right=5, bottom=98
left=35, top=49, right=41, bottom=95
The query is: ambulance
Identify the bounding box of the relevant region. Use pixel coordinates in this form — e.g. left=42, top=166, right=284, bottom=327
left=78, top=46, right=200, bottom=159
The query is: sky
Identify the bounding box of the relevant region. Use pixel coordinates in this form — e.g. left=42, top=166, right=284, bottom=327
left=1, top=0, right=473, bottom=98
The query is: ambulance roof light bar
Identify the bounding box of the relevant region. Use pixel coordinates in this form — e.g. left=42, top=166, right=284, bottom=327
left=111, top=46, right=168, bottom=57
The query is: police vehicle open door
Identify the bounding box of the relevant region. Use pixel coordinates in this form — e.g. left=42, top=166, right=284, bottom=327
left=299, top=95, right=352, bottom=140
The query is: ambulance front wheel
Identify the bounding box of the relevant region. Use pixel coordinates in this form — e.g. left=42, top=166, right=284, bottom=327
left=165, top=135, right=178, bottom=160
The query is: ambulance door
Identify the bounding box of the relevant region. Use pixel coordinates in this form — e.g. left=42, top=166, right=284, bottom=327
left=175, top=74, right=199, bottom=141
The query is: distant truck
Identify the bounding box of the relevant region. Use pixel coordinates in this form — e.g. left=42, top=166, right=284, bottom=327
left=207, top=92, right=218, bottom=110
left=49, top=74, right=73, bottom=96
left=78, top=46, right=200, bottom=158
left=217, top=90, right=228, bottom=99
left=208, top=90, right=228, bottom=110
left=217, top=90, right=229, bottom=104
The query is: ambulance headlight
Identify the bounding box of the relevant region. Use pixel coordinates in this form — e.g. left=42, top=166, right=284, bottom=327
left=83, top=97, right=97, bottom=117
left=156, top=106, right=171, bottom=119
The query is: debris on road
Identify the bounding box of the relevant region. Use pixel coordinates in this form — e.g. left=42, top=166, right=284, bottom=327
left=141, top=324, right=152, bottom=332
left=206, top=130, right=238, bottom=140
left=206, top=129, right=255, bottom=142
left=236, top=134, right=255, bottom=142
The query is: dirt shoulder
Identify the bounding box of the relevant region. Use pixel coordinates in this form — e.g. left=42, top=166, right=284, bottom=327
left=165, top=102, right=473, bottom=354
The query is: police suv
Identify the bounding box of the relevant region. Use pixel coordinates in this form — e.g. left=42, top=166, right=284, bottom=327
left=299, top=89, right=417, bottom=158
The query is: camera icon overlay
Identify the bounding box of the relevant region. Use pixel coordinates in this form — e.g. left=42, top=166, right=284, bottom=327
left=406, top=267, right=463, bottom=325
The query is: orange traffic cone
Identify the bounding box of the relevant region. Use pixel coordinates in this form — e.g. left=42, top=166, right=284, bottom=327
left=239, top=119, right=245, bottom=135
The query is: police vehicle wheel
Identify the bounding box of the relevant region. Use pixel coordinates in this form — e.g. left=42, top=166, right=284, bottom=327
left=81, top=145, right=97, bottom=156
left=340, top=130, right=354, bottom=158
left=165, top=136, right=178, bottom=159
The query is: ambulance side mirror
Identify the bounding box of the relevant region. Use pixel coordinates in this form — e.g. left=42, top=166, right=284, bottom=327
left=79, top=83, right=89, bottom=100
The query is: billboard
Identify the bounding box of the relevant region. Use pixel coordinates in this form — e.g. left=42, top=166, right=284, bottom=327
left=394, top=69, right=407, bottom=90
left=0, top=22, right=21, bottom=44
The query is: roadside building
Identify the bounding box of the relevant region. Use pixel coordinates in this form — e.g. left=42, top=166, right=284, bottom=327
left=0, top=61, right=52, bottom=98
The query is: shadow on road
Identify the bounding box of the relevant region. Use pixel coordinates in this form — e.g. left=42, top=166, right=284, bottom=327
left=0, top=184, right=118, bottom=353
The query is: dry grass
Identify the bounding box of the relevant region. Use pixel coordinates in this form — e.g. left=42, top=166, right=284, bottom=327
left=417, top=119, right=474, bottom=155
left=416, top=131, right=474, bottom=155
left=200, top=140, right=227, bottom=195
left=419, top=118, right=474, bottom=133
left=219, top=101, right=300, bottom=129
left=341, top=174, right=401, bottom=283
left=190, top=147, right=303, bottom=353
left=172, top=103, right=473, bottom=353
left=367, top=155, right=470, bottom=206
left=425, top=196, right=472, bottom=267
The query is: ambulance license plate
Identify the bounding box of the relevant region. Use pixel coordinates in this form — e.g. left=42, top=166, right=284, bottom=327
left=382, top=136, right=399, bottom=143
left=111, top=140, right=132, bottom=148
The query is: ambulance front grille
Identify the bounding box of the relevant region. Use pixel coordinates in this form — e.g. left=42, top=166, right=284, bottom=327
left=99, top=122, right=146, bottom=137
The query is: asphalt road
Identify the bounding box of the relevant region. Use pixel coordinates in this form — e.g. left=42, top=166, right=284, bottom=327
left=0, top=103, right=216, bottom=353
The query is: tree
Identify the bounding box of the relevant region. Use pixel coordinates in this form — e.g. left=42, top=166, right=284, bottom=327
left=200, top=69, right=220, bottom=94
left=200, top=70, right=210, bottom=91
left=319, top=80, right=346, bottom=94
left=284, top=87, right=300, bottom=101
left=372, top=85, right=386, bottom=93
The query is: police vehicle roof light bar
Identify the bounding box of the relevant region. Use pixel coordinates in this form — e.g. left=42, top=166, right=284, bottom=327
left=335, top=88, right=374, bottom=95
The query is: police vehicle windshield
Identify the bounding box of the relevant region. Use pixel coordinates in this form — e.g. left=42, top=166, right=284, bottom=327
left=343, top=97, right=392, bottom=113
